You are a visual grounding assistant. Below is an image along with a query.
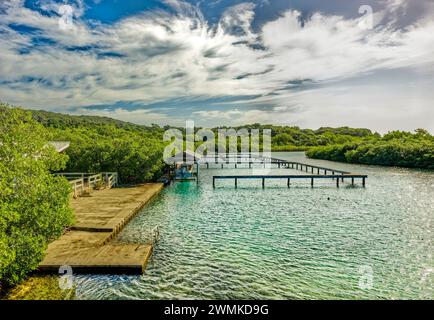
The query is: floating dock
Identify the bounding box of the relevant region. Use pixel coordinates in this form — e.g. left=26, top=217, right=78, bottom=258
left=38, top=183, right=164, bottom=274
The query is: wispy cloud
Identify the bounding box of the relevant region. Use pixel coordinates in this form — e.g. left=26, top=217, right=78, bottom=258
left=1, top=0, right=434, bottom=132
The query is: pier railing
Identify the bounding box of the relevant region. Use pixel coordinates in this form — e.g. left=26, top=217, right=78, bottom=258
left=69, top=178, right=85, bottom=197
left=56, top=171, right=119, bottom=196
left=202, top=154, right=367, bottom=188
left=213, top=174, right=367, bottom=188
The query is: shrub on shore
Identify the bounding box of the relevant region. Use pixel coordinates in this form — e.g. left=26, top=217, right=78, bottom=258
left=306, top=130, right=434, bottom=169
left=0, top=106, right=73, bottom=286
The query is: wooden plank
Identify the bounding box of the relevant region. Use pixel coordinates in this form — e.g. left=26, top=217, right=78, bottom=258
left=213, top=175, right=368, bottom=179
left=38, top=184, right=163, bottom=274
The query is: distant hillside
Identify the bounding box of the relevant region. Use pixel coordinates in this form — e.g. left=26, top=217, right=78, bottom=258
left=0, top=103, right=158, bottom=132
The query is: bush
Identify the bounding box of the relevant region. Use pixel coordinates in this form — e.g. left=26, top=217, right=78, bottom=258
left=0, top=106, right=73, bottom=286
left=306, top=131, right=434, bottom=169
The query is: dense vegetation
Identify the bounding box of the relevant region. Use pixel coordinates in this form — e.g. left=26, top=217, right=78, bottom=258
left=15, top=107, right=168, bottom=184
left=218, top=124, right=378, bottom=151
left=0, top=107, right=73, bottom=287
left=306, top=129, right=434, bottom=169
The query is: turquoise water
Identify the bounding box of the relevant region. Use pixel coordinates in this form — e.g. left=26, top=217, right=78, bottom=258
left=73, top=153, right=433, bottom=299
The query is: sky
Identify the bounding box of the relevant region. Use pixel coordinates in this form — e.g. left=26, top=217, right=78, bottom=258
left=0, top=0, right=433, bottom=133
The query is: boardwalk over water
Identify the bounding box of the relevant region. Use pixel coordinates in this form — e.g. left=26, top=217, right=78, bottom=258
left=200, top=154, right=368, bottom=188
left=39, top=184, right=163, bottom=274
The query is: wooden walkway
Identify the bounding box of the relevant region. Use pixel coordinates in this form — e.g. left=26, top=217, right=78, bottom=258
left=213, top=174, right=367, bottom=188
left=38, top=184, right=164, bottom=274
left=206, top=154, right=367, bottom=188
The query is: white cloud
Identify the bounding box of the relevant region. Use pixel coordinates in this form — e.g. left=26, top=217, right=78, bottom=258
left=1, top=0, right=434, bottom=131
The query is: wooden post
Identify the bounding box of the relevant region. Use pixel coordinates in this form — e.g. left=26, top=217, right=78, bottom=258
left=317, top=168, right=320, bottom=174
left=235, top=178, right=237, bottom=188
left=311, top=178, right=314, bottom=188
left=325, top=170, right=327, bottom=175
left=213, top=177, right=215, bottom=188
left=221, top=163, right=224, bottom=169
left=311, top=167, right=314, bottom=173
left=341, top=175, right=344, bottom=182
left=206, top=162, right=209, bottom=169
left=235, top=163, right=237, bottom=169
left=336, top=178, right=340, bottom=188
left=262, top=178, right=265, bottom=189
left=362, top=177, right=366, bottom=187
left=351, top=178, right=354, bottom=186
left=287, top=178, right=290, bottom=188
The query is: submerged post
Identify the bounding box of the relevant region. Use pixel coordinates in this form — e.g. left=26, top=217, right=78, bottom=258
left=262, top=178, right=265, bottom=189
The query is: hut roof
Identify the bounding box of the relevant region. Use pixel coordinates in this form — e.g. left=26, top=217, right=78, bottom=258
left=48, top=141, right=70, bottom=153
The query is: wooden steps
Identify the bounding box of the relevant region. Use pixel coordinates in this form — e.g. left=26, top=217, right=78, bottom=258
left=38, top=184, right=163, bottom=274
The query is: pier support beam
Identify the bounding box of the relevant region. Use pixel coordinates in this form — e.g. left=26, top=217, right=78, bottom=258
left=287, top=178, right=290, bottom=188
left=311, top=178, right=314, bottom=188
left=336, top=178, right=340, bottom=188
left=235, top=178, right=237, bottom=188
left=362, top=177, right=366, bottom=187
left=262, top=178, right=265, bottom=189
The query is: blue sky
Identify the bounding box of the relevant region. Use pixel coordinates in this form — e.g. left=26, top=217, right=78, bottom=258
left=1, top=0, right=434, bottom=132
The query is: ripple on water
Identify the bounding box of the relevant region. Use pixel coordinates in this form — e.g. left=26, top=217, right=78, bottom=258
left=71, top=153, right=433, bottom=300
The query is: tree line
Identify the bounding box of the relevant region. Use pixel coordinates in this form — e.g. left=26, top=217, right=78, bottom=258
left=306, top=129, right=434, bottom=169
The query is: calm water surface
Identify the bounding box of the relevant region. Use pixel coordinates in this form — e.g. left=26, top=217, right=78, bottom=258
left=72, top=152, right=433, bottom=299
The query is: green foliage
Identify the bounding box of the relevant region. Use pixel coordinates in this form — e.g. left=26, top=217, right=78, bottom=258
left=209, top=124, right=375, bottom=151
left=307, top=131, right=434, bottom=169
left=0, top=106, right=73, bottom=286
left=48, top=123, right=167, bottom=184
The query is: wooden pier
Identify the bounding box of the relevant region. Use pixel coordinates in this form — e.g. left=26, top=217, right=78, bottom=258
left=205, top=154, right=367, bottom=188
left=38, top=183, right=163, bottom=274
left=213, top=174, right=367, bottom=188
